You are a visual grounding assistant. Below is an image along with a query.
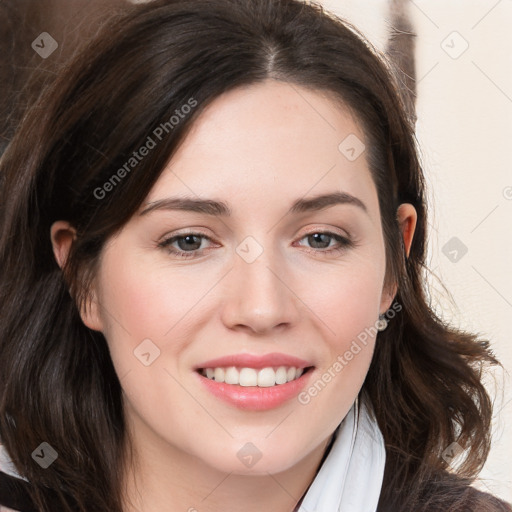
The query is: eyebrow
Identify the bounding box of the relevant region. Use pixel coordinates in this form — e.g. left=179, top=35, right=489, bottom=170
left=139, top=191, right=368, bottom=217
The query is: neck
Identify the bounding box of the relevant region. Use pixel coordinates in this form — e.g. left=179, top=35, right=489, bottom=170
left=121, top=411, right=334, bottom=512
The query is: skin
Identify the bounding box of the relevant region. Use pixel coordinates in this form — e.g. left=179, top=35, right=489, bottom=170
left=51, top=79, right=416, bottom=512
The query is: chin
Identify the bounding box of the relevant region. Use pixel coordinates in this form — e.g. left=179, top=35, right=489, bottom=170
left=199, top=443, right=305, bottom=476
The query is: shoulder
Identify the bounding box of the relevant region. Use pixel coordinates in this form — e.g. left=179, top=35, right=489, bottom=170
left=455, top=485, right=512, bottom=512
left=420, top=474, right=512, bottom=512
left=379, top=470, right=512, bottom=512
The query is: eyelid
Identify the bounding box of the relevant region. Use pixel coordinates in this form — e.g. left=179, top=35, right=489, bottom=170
left=157, top=227, right=213, bottom=244
left=296, top=224, right=352, bottom=240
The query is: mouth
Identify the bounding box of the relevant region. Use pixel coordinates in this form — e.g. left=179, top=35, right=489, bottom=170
left=193, top=352, right=315, bottom=410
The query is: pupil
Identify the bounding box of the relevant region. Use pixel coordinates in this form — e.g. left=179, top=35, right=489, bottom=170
left=179, top=235, right=201, bottom=251
left=310, top=233, right=329, bottom=249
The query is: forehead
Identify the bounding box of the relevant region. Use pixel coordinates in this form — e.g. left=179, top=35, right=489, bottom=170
left=145, top=79, right=378, bottom=221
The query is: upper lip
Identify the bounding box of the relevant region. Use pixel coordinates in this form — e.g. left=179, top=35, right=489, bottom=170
left=195, top=352, right=313, bottom=370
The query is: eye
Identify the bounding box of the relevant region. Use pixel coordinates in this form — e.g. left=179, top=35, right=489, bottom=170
left=158, top=232, right=215, bottom=259
left=295, top=231, right=354, bottom=255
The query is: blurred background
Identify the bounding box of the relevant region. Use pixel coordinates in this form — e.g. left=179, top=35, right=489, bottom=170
left=0, top=0, right=510, bottom=503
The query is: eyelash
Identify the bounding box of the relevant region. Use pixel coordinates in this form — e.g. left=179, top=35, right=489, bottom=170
left=158, top=230, right=355, bottom=259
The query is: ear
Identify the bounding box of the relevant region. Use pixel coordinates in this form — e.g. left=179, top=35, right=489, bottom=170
left=379, top=203, right=417, bottom=313
left=50, top=221, right=104, bottom=332
left=50, top=220, right=76, bottom=268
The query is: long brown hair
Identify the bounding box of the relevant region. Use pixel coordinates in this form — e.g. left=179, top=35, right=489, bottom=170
left=0, top=0, right=509, bottom=510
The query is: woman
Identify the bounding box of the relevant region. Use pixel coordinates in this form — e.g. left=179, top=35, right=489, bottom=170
left=0, top=0, right=510, bottom=510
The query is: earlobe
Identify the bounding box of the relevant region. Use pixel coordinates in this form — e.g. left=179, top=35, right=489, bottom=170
left=50, top=221, right=104, bottom=332
left=379, top=286, right=397, bottom=317
left=396, top=203, right=417, bottom=258
left=79, top=295, right=105, bottom=333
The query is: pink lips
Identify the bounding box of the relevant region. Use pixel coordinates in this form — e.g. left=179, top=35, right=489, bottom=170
left=194, top=352, right=314, bottom=411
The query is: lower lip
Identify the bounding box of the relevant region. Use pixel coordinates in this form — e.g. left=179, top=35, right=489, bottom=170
left=195, top=369, right=314, bottom=411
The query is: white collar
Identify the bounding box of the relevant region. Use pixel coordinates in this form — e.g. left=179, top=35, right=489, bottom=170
left=297, top=392, right=386, bottom=512
left=0, top=441, right=29, bottom=482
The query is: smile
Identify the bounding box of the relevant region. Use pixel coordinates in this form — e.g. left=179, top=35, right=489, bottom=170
left=198, top=365, right=308, bottom=387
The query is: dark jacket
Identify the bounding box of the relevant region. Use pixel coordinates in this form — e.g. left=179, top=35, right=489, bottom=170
left=0, top=470, right=38, bottom=511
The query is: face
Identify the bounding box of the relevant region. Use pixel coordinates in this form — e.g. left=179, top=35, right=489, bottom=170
left=72, top=79, right=398, bottom=475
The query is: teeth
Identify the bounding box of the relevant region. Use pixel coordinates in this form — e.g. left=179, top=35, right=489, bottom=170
left=275, top=366, right=287, bottom=384
left=240, top=368, right=258, bottom=386
left=257, top=367, right=275, bottom=387
left=213, top=368, right=225, bottom=383
left=200, top=366, right=307, bottom=386
left=225, top=367, right=239, bottom=385
left=287, top=367, right=296, bottom=381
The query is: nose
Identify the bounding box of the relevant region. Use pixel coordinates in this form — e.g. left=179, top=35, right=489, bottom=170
left=220, top=244, right=301, bottom=335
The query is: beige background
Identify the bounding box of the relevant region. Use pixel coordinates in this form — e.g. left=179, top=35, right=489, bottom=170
left=318, top=0, right=512, bottom=503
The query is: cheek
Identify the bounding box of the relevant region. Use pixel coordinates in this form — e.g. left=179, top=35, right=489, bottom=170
left=97, top=253, right=214, bottom=347
left=302, top=257, right=385, bottom=342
